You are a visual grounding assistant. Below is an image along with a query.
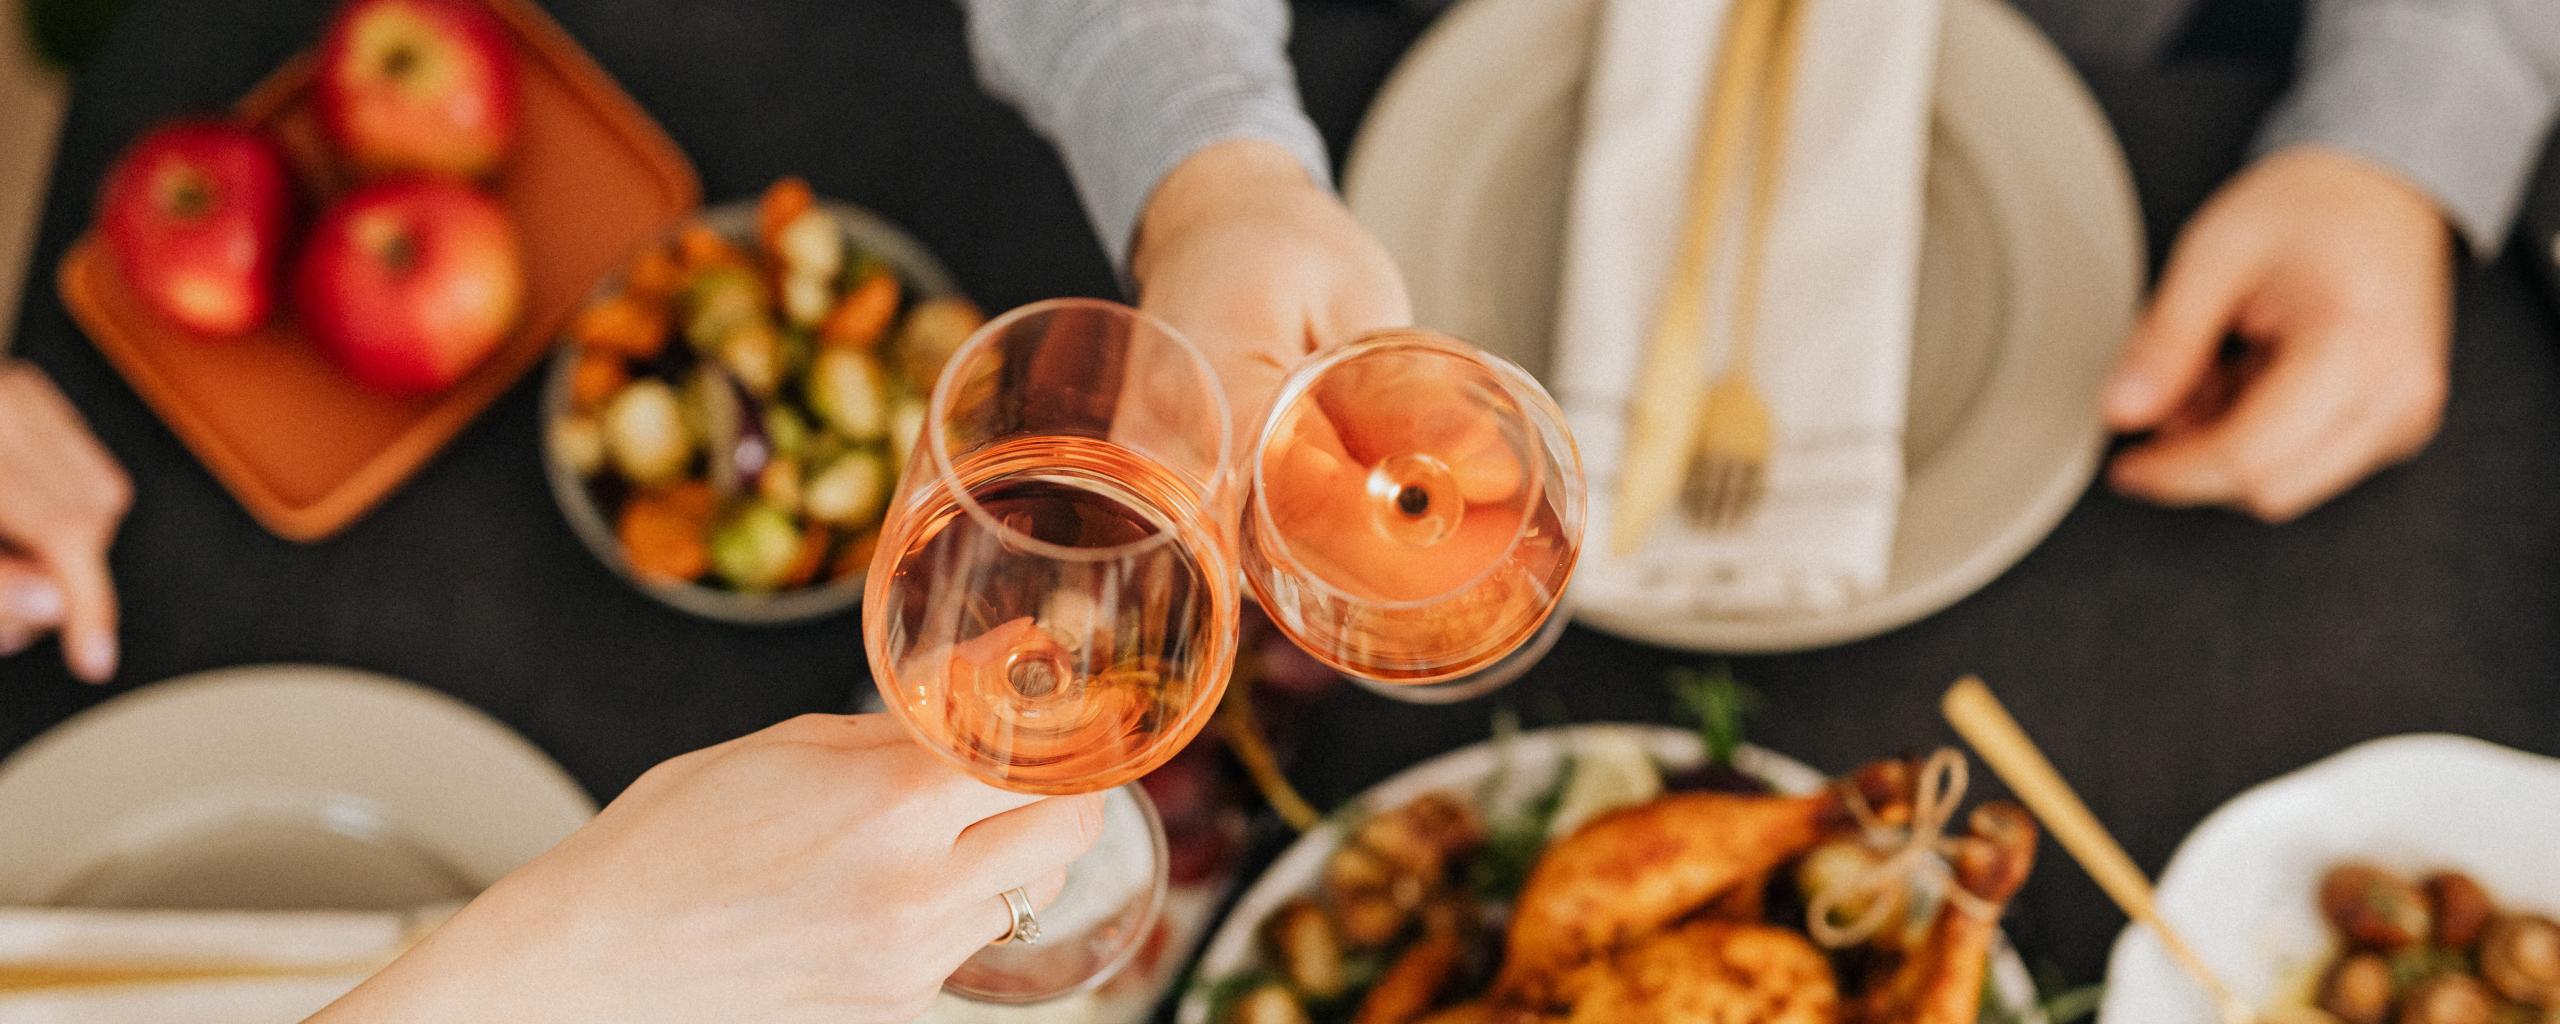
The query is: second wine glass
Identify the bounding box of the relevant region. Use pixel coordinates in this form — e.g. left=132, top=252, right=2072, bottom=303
left=1241, top=329, right=1586, bottom=702
left=864, top=297, right=1235, bottom=1001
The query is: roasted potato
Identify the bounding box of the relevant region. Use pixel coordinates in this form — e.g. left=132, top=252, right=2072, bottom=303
left=1230, top=983, right=1315, bottom=1024
left=2398, top=974, right=2497, bottom=1024
left=2427, top=873, right=2495, bottom=951
left=2483, top=916, right=2560, bottom=1007
left=1266, top=899, right=1348, bottom=1001
left=2317, top=952, right=2395, bottom=1024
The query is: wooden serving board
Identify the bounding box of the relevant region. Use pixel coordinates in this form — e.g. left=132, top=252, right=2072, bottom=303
left=57, top=0, right=698, bottom=541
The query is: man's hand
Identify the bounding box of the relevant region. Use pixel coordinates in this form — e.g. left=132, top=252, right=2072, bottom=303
left=0, top=363, right=131, bottom=681
left=2102, top=146, right=2454, bottom=523
left=1131, top=139, right=1414, bottom=453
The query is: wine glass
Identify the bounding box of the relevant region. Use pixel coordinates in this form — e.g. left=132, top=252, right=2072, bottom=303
left=864, top=298, right=1236, bottom=1002
left=1241, top=329, right=1585, bottom=702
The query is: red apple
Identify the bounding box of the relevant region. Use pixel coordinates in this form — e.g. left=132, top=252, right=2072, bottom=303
left=315, top=0, right=518, bottom=178
left=96, top=120, right=293, bottom=338
left=297, top=177, right=523, bottom=394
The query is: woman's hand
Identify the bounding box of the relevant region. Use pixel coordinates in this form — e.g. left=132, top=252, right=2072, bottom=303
left=1131, top=139, right=1413, bottom=452
left=2102, top=146, right=2454, bottom=523
left=312, top=714, right=1104, bottom=1024
left=0, top=362, right=131, bottom=681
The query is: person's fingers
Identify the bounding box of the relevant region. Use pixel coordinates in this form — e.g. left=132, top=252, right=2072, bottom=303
left=948, top=792, right=1107, bottom=896
left=2108, top=333, right=2360, bottom=515
left=2103, top=220, right=2264, bottom=431
left=969, top=868, right=1069, bottom=947
left=0, top=556, right=65, bottom=635
left=2230, top=404, right=2402, bottom=523
left=33, top=545, right=115, bottom=683
left=2214, top=339, right=2443, bottom=522
left=1317, top=269, right=1411, bottom=351
left=757, top=711, right=915, bottom=753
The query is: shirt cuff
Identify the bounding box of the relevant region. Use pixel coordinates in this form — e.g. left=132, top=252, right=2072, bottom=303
left=2254, top=1, right=2560, bottom=259
left=1038, top=9, right=1332, bottom=275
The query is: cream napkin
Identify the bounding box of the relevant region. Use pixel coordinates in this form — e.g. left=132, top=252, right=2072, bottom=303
left=1551, top=0, right=1940, bottom=615
left=0, top=904, right=456, bottom=1023
left=0, top=973, right=374, bottom=1024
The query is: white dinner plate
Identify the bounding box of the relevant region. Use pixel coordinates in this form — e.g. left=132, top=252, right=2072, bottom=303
left=0, top=664, right=596, bottom=909
left=1176, top=725, right=2044, bottom=1024
left=1343, top=0, right=2144, bottom=652
left=2099, top=734, right=2560, bottom=1024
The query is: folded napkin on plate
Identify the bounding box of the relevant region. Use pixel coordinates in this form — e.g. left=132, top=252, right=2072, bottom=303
left=0, top=972, right=376, bottom=1024
left=0, top=904, right=456, bottom=1022
left=1552, top=0, right=1941, bottom=614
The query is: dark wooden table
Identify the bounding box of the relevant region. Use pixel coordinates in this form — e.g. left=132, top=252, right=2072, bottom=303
left=7, top=0, right=2558, bottom=1010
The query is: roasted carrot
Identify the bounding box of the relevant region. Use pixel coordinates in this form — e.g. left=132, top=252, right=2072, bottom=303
left=757, top=177, right=816, bottom=264
left=783, top=522, right=831, bottom=588
left=623, top=242, right=685, bottom=301
left=617, top=487, right=715, bottom=583
left=820, top=269, right=901, bottom=350
left=570, top=294, right=668, bottom=359
left=676, top=222, right=746, bottom=271
left=569, top=351, right=630, bottom=411
left=832, top=528, right=882, bottom=581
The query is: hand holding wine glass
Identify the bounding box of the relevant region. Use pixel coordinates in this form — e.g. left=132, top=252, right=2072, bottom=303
left=1131, top=138, right=1413, bottom=452
left=1244, top=331, right=1586, bottom=699
left=309, top=714, right=1102, bottom=1024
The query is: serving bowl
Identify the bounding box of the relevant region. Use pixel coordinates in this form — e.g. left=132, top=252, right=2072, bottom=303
left=2101, top=734, right=2560, bottom=1023
left=540, top=197, right=964, bottom=626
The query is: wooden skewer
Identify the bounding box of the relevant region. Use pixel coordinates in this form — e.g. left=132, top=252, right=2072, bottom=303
left=1943, top=676, right=2257, bottom=1024
left=1611, top=0, right=1785, bottom=555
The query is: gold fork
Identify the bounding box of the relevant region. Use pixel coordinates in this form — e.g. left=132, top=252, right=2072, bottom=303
left=1610, top=0, right=1784, bottom=553
left=1681, top=0, right=1809, bottom=532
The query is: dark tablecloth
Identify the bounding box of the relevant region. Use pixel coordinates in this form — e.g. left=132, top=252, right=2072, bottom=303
left=7, top=0, right=2559, bottom=1009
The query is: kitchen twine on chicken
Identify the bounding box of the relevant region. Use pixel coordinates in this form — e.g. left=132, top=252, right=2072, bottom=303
left=1807, top=746, right=1999, bottom=948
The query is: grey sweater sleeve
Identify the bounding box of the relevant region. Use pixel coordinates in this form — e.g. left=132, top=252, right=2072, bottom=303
left=2256, top=0, right=2560, bottom=257
left=955, top=0, right=1332, bottom=273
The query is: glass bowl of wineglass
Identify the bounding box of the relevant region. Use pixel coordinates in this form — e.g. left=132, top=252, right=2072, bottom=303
left=864, top=298, right=1237, bottom=1001
left=1241, top=329, right=1585, bottom=702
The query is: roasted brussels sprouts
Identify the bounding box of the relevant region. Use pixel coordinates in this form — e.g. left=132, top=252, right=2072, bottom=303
left=806, top=347, right=890, bottom=441
left=551, top=413, right=606, bottom=477
left=763, top=405, right=811, bottom=462
left=779, top=271, right=832, bottom=331
left=772, top=208, right=844, bottom=284
left=603, top=379, right=694, bottom=485
left=709, top=502, right=802, bottom=592
left=803, top=450, right=889, bottom=527
left=682, top=264, right=763, bottom=352
left=887, top=393, right=926, bottom=473
left=893, top=295, right=983, bottom=386
left=717, top=318, right=785, bottom=398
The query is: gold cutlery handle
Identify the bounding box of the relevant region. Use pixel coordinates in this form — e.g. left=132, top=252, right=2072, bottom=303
left=1943, top=676, right=2250, bottom=1022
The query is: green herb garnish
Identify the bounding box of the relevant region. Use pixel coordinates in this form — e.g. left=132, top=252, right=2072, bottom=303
left=1470, top=752, right=1576, bottom=902
left=1671, top=663, right=1762, bottom=768
left=1192, top=966, right=1276, bottom=1024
